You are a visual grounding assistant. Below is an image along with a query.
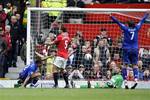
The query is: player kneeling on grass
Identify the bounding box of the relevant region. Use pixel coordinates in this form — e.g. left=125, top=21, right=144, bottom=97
left=14, top=59, right=42, bottom=88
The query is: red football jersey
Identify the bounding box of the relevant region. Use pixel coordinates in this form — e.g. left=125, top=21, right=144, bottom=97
left=54, top=33, right=70, bottom=59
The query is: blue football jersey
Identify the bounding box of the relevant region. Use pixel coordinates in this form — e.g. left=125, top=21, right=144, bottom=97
left=111, top=13, right=149, bottom=49
left=19, top=62, right=38, bottom=78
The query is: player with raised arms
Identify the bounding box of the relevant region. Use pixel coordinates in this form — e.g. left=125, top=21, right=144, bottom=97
left=110, top=13, right=149, bottom=89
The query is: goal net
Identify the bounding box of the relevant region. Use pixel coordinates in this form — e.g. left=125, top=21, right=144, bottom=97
left=27, top=8, right=150, bottom=80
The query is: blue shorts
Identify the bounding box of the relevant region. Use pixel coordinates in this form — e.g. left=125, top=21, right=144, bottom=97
left=123, top=48, right=138, bottom=65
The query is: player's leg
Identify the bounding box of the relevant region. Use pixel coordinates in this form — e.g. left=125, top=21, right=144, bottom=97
left=29, top=72, right=41, bottom=87
left=122, top=49, right=130, bottom=89
left=52, top=56, right=63, bottom=88
left=130, top=49, right=139, bottom=89
left=52, top=65, right=59, bottom=88
left=61, top=58, right=69, bottom=88
left=15, top=76, right=25, bottom=88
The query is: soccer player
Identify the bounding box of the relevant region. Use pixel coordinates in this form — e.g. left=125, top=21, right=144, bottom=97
left=15, top=59, right=42, bottom=88
left=47, top=27, right=71, bottom=88
left=110, top=13, right=149, bottom=89
left=80, top=67, right=123, bottom=89
left=104, top=67, right=123, bottom=88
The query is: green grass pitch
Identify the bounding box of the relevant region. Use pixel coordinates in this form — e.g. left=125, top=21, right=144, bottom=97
left=0, top=89, right=150, bottom=100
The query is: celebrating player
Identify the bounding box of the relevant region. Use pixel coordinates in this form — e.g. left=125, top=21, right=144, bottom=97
left=110, top=13, right=149, bottom=89
left=15, top=59, right=42, bottom=88
left=47, top=27, right=71, bottom=88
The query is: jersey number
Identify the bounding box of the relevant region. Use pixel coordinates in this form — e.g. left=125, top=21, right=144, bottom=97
left=130, top=32, right=135, bottom=40
left=65, top=40, right=68, bottom=49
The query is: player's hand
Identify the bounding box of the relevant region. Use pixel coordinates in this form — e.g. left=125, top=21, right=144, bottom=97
left=109, top=13, right=112, bottom=17
left=146, top=10, right=150, bottom=14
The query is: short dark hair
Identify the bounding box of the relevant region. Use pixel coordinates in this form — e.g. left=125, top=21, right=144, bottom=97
left=35, top=59, right=42, bottom=64
left=127, top=20, right=135, bottom=28
left=61, top=27, right=67, bottom=32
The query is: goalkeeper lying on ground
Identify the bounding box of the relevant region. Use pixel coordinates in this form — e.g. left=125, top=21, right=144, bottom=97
left=103, top=67, right=123, bottom=88
left=98, top=67, right=123, bottom=88
left=76, top=67, right=123, bottom=89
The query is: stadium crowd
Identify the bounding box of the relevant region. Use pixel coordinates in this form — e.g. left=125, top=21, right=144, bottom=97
left=0, top=1, right=27, bottom=78
left=0, top=0, right=150, bottom=82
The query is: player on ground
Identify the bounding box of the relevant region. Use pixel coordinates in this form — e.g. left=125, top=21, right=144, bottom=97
left=110, top=13, right=149, bottom=89
left=15, top=59, right=42, bottom=88
left=47, top=27, right=71, bottom=88
left=103, top=67, right=123, bottom=88
left=78, top=67, right=123, bottom=89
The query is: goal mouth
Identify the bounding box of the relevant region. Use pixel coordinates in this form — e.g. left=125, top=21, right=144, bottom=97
left=27, top=8, right=150, bottom=80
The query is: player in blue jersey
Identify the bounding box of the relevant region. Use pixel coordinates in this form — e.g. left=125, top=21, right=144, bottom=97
left=110, top=13, right=149, bottom=89
left=14, top=59, right=42, bottom=88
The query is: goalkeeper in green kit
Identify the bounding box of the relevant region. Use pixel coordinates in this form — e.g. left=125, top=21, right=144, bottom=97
left=99, top=67, right=123, bottom=88
left=74, top=66, right=123, bottom=89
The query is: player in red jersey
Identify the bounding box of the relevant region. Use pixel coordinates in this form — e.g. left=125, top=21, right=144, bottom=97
left=48, top=27, right=70, bottom=88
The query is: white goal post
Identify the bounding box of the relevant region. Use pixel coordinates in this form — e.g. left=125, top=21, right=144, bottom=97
left=27, top=7, right=150, bottom=66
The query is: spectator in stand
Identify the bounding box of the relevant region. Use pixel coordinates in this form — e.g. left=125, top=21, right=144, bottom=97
left=7, top=6, right=18, bottom=23
left=72, top=31, right=85, bottom=67
left=0, top=4, right=7, bottom=31
left=147, top=28, right=150, bottom=38
left=95, top=28, right=112, bottom=47
left=20, top=40, right=26, bottom=65
left=0, top=27, right=7, bottom=78
left=107, top=61, right=119, bottom=80
left=68, top=64, right=84, bottom=80
left=126, top=68, right=135, bottom=81
left=4, top=2, right=13, bottom=14
left=9, top=15, right=21, bottom=67
left=85, top=40, right=92, bottom=54
left=66, top=47, right=76, bottom=67
left=138, top=60, right=144, bottom=80
left=50, top=20, right=62, bottom=36
left=72, top=30, right=84, bottom=46
left=67, top=0, right=85, bottom=8
left=3, top=25, right=12, bottom=72
left=141, top=48, right=150, bottom=69
left=67, top=0, right=76, bottom=7
left=16, top=13, right=23, bottom=55
left=73, top=45, right=87, bottom=68
left=84, top=40, right=93, bottom=68
left=94, top=38, right=111, bottom=77
left=90, top=63, right=102, bottom=80
left=111, top=42, right=123, bottom=66
left=143, top=68, right=150, bottom=81
left=108, top=61, right=117, bottom=72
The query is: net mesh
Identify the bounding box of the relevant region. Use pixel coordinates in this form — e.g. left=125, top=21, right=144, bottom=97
left=28, top=8, right=150, bottom=80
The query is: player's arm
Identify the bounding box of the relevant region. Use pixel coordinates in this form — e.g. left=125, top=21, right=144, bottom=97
left=110, top=15, right=126, bottom=30
left=136, top=13, right=149, bottom=30
left=45, top=41, right=55, bottom=45
left=35, top=51, right=50, bottom=61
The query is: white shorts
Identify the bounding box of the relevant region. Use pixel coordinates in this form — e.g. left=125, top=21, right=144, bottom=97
left=53, top=56, right=67, bottom=69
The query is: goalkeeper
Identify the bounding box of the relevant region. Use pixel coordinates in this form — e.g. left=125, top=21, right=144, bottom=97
left=79, top=67, right=123, bottom=89
left=100, top=67, right=123, bottom=88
